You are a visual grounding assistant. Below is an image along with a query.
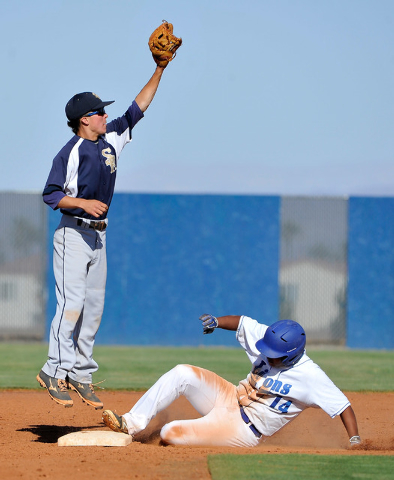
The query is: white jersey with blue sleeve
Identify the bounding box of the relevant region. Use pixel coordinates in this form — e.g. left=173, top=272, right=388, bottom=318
left=236, top=316, right=350, bottom=437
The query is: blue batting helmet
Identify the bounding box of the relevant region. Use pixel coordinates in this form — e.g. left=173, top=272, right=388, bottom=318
left=255, top=320, right=306, bottom=367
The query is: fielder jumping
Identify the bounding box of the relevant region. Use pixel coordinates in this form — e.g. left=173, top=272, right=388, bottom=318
left=36, top=20, right=182, bottom=409
left=102, top=315, right=361, bottom=448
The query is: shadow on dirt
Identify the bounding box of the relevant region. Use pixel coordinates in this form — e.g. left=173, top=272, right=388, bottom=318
left=17, top=424, right=101, bottom=443
left=17, top=424, right=165, bottom=445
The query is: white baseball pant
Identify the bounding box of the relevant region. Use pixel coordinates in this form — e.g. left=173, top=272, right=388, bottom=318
left=122, top=364, right=262, bottom=447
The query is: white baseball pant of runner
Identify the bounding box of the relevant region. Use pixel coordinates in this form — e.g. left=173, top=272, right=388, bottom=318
left=122, top=364, right=262, bottom=447
left=42, top=215, right=107, bottom=383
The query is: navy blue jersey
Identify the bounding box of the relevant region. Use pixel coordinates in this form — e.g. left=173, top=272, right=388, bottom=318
left=43, top=101, right=144, bottom=220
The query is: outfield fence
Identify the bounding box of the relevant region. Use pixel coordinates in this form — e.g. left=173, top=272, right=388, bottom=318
left=279, top=197, right=347, bottom=344
left=0, top=192, right=47, bottom=340
left=0, top=192, right=393, bottom=348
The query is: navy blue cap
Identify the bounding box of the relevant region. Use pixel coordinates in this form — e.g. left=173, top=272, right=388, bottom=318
left=65, top=92, right=115, bottom=120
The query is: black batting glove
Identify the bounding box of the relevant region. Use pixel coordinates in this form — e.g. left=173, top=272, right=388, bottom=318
left=199, top=314, right=219, bottom=334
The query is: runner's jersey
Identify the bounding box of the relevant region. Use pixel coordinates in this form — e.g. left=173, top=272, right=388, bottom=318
left=236, top=316, right=350, bottom=436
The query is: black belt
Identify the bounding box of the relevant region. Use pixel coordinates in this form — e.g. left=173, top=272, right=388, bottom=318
left=240, top=407, right=262, bottom=438
left=76, top=219, right=107, bottom=231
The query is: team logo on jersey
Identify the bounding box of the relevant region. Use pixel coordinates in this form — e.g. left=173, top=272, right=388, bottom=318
left=102, top=148, right=116, bottom=173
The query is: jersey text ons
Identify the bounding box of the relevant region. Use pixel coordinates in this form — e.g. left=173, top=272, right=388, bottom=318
left=261, top=378, right=292, bottom=395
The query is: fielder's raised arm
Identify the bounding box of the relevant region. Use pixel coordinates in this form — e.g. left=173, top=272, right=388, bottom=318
left=135, top=21, right=182, bottom=112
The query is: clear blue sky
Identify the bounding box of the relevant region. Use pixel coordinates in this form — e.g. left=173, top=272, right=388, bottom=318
left=2, top=0, right=393, bottom=196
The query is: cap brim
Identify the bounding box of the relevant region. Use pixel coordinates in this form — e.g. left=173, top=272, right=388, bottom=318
left=79, top=100, right=115, bottom=119
left=96, top=100, right=115, bottom=108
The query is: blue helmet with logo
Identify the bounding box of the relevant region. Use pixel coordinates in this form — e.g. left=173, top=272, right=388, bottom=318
left=255, top=320, right=306, bottom=367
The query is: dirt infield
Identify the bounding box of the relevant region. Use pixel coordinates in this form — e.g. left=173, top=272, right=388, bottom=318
left=1, top=390, right=393, bottom=479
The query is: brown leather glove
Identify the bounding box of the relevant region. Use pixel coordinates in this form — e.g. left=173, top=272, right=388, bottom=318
left=148, top=20, right=182, bottom=68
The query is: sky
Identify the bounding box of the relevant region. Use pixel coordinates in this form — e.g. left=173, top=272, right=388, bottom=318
left=1, top=0, right=393, bottom=197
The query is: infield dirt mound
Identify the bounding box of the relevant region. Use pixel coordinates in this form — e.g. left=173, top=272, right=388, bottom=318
left=1, top=391, right=393, bottom=479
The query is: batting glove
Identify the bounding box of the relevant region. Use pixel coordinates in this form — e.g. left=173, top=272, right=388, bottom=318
left=349, top=435, right=361, bottom=446
left=199, top=314, right=218, bottom=334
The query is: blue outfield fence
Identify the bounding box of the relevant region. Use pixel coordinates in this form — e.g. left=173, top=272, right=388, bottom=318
left=47, top=194, right=280, bottom=347
left=347, top=197, right=394, bottom=349
left=43, top=194, right=394, bottom=349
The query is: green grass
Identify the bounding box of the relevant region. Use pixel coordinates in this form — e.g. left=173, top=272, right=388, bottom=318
left=0, top=343, right=393, bottom=391
left=305, top=349, right=394, bottom=392
left=92, top=345, right=251, bottom=389
left=0, top=343, right=250, bottom=389
left=207, top=454, right=394, bottom=480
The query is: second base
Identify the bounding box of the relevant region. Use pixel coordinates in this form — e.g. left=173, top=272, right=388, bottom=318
left=58, top=430, right=132, bottom=447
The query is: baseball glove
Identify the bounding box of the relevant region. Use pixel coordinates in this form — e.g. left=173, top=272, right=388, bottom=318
left=148, top=20, right=182, bottom=68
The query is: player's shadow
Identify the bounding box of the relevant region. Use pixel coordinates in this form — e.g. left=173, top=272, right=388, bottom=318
left=18, top=425, right=101, bottom=444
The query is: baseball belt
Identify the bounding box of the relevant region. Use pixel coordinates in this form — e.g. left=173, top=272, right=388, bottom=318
left=76, top=218, right=107, bottom=231
left=240, top=406, right=262, bottom=438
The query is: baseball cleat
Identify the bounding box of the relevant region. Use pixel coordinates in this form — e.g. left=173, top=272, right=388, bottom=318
left=36, top=370, right=73, bottom=408
left=102, top=410, right=129, bottom=434
left=67, top=378, right=103, bottom=409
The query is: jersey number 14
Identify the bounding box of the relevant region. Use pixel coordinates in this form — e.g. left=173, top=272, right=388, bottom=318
left=269, top=396, right=292, bottom=413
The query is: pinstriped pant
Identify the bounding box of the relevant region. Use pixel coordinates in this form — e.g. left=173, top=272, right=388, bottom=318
left=42, top=215, right=107, bottom=383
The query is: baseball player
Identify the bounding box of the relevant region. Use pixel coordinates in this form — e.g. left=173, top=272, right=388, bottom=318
left=102, top=315, right=361, bottom=448
left=36, top=60, right=169, bottom=409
